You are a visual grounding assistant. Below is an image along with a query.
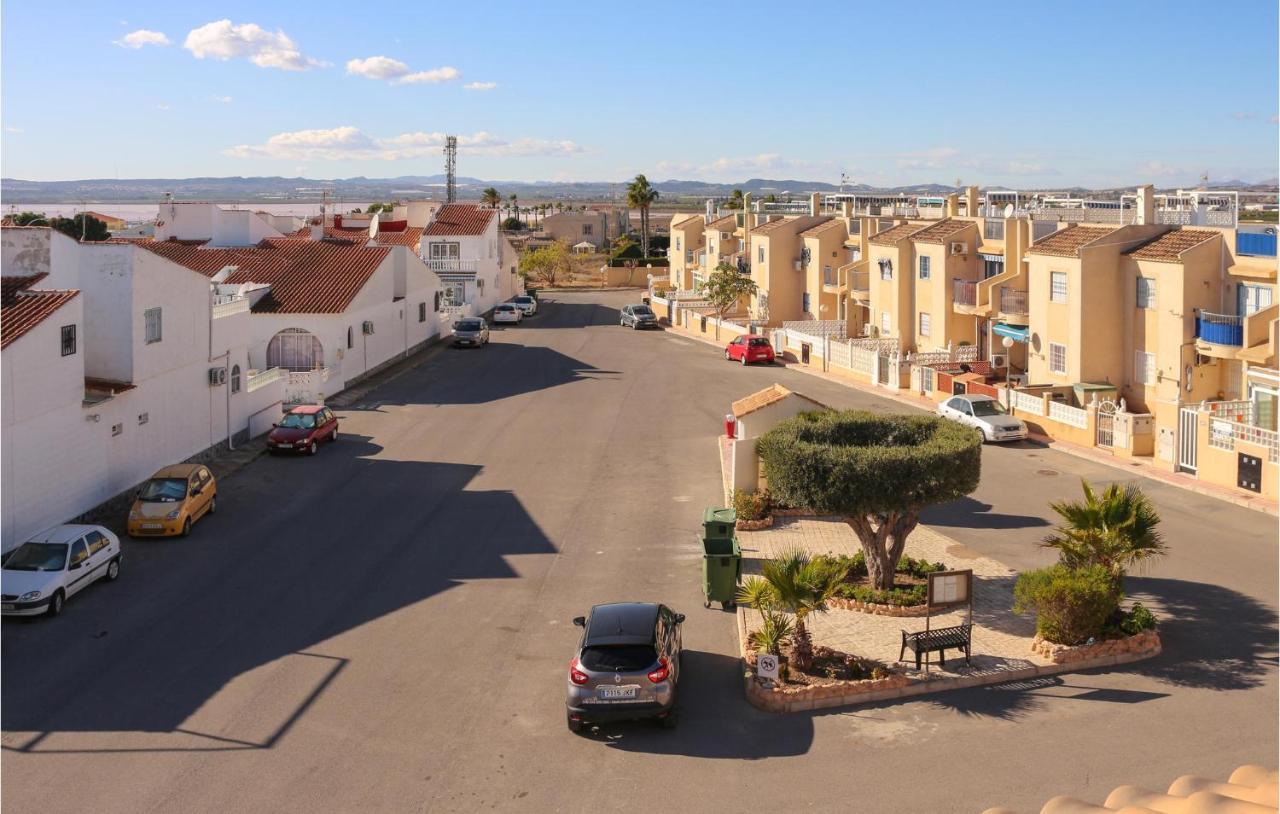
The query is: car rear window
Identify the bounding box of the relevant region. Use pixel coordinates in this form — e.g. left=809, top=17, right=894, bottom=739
left=748, top=338, right=771, bottom=347
left=579, top=645, right=657, bottom=672
left=457, top=320, right=483, bottom=330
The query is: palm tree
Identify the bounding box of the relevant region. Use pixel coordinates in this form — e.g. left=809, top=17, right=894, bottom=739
left=726, top=188, right=745, bottom=210
left=625, top=174, right=660, bottom=258
left=481, top=187, right=501, bottom=210
left=735, top=549, right=844, bottom=671
left=1041, top=480, right=1167, bottom=582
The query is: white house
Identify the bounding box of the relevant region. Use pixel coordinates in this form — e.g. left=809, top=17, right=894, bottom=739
left=420, top=204, right=522, bottom=314
left=0, top=226, right=287, bottom=552
left=728, top=384, right=831, bottom=495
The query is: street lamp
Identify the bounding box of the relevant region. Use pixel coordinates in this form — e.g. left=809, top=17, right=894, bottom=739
left=1002, top=335, right=1015, bottom=406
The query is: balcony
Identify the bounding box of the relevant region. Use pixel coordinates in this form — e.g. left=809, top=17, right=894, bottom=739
left=1196, top=311, right=1244, bottom=347
left=953, top=279, right=977, bottom=307
left=211, top=296, right=250, bottom=319
left=983, top=219, right=1005, bottom=240
left=245, top=366, right=285, bottom=393
left=424, top=258, right=479, bottom=274
left=999, top=288, right=1028, bottom=316
left=1237, top=231, right=1278, bottom=258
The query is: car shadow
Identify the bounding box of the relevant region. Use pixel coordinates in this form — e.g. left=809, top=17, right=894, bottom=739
left=577, top=649, right=814, bottom=758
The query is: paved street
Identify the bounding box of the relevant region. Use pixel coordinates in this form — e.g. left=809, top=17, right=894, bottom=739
left=3, top=289, right=1276, bottom=814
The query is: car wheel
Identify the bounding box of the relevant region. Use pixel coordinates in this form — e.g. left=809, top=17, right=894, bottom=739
left=208, top=496, right=217, bottom=514
left=330, top=427, right=338, bottom=442
left=725, top=350, right=732, bottom=361
left=46, top=590, right=65, bottom=618
left=620, top=319, right=627, bottom=326
left=660, top=709, right=679, bottom=730
left=566, top=712, right=584, bottom=734
left=106, top=556, right=121, bottom=582
left=741, top=354, right=749, bottom=366
left=308, top=440, right=318, bottom=456
left=181, top=517, right=192, bottom=537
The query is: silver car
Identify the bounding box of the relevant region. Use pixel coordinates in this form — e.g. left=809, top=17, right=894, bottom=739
left=452, top=317, right=489, bottom=348
left=937, top=394, right=1028, bottom=442
left=566, top=602, right=684, bottom=733
left=620, top=304, right=658, bottom=329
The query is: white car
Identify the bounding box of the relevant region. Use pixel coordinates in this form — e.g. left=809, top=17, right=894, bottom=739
left=1, top=524, right=122, bottom=617
left=511, top=295, right=538, bottom=316
left=937, top=394, right=1029, bottom=443
left=492, top=303, right=523, bottom=324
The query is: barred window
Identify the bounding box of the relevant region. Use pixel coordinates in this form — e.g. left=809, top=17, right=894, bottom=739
left=231, top=364, right=241, bottom=393
left=1137, top=277, right=1156, bottom=309
left=144, top=307, right=162, bottom=343
left=1049, top=342, right=1067, bottom=375
left=418, top=302, right=427, bottom=322
left=918, top=256, right=930, bottom=280
left=919, top=312, right=931, bottom=337
left=1135, top=351, right=1156, bottom=385
left=60, top=324, right=76, bottom=356
left=1050, top=272, right=1068, bottom=303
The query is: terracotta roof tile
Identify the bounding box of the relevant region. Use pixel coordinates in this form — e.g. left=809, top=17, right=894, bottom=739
left=869, top=221, right=929, bottom=245
left=671, top=214, right=704, bottom=230
left=910, top=218, right=975, bottom=244
left=707, top=215, right=738, bottom=231
left=799, top=219, right=846, bottom=238
left=284, top=225, right=424, bottom=250
left=1, top=276, right=79, bottom=350
left=139, top=239, right=390, bottom=314
left=423, top=204, right=496, bottom=236
left=1126, top=229, right=1220, bottom=262
left=731, top=383, right=830, bottom=418
left=1027, top=225, right=1116, bottom=258
left=748, top=217, right=797, bottom=236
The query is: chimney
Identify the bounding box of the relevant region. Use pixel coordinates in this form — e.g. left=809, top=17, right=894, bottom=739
left=705, top=199, right=714, bottom=224
left=964, top=186, right=979, bottom=216
left=310, top=220, right=323, bottom=241
left=1136, top=184, right=1155, bottom=225
left=945, top=193, right=959, bottom=217
left=842, top=201, right=852, bottom=219
left=810, top=192, right=821, bottom=216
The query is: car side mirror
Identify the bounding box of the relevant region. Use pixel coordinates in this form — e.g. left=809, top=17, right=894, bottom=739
left=190, top=488, right=201, bottom=497
left=572, top=616, right=586, bottom=627
left=675, top=613, right=686, bottom=624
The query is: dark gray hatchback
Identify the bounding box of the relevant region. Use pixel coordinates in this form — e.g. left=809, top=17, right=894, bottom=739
left=565, top=602, right=684, bottom=733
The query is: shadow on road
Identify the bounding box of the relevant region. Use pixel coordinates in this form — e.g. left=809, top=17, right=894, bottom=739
left=579, top=649, right=814, bottom=758
left=1, top=433, right=557, bottom=749
left=923, top=496, right=1051, bottom=531
left=920, top=674, right=1169, bottom=721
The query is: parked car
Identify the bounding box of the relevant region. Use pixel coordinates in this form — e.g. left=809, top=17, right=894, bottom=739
left=511, top=295, right=538, bottom=316
left=937, top=394, right=1028, bottom=442
left=566, top=602, right=684, bottom=733
left=493, top=303, right=523, bottom=324
left=267, top=405, right=339, bottom=456
left=2, top=524, right=122, bottom=617
left=725, top=335, right=776, bottom=365
left=127, top=464, right=218, bottom=537
left=452, top=318, right=490, bottom=348
left=620, top=304, right=659, bottom=329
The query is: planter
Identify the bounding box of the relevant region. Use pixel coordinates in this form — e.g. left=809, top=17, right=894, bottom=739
left=828, top=596, right=929, bottom=617
left=744, top=670, right=913, bottom=713
left=735, top=516, right=773, bottom=531
left=1030, top=628, right=1162, bottom=664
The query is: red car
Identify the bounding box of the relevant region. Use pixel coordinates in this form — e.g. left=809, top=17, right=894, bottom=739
left=267, top=405, right=339, bottom=455
left=725, top=335, right=776, bottom=366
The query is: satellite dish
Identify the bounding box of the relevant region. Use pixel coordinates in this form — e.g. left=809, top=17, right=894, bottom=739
left=1003, top=204, right=1015, bottom=219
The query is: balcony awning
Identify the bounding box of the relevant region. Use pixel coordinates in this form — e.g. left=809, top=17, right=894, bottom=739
left=992, top=322, right=1029, bottom=343
left=978, top=247, right=1005, bottom=261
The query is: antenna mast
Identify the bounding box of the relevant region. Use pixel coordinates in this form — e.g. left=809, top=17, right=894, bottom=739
left=444, top=135, right=458, bottom=203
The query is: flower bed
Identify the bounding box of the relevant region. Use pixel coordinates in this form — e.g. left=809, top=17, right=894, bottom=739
left=742, top=647, right=910, bottom=712
left=1031, top=629, right=1161, bottom=664
left=815, top=553, right=949, bottom=616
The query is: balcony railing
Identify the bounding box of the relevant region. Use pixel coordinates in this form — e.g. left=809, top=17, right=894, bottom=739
left=823, top=266, right=838, bottom=287
left=211, top=296, right=250, bottom=319
left=1237, top=231, right=1278, bottom=258
left=1000, top=288, right=1028, bottom=316
left=424, top=258, right=479, bottom=273
left=953, top=279, right=977, bottom=307
left=1196, top=311, right=1244, bottom=346
left=245, top=366, right=285, bottom=393
left=848, top=269, right=869, bottom=291
left=983, top=219, right=1005, bottom=240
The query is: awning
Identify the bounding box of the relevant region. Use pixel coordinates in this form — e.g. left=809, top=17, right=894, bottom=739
left=992, top=323, right=1029, bottom=343
left=978, top=249, right=1005, bottom=262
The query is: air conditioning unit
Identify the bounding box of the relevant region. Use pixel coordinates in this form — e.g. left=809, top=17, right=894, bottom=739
left=949, top=242, right=967, bottom=256
left=362, top=320, right=375, bottom=335
left=208, top=367, right=227, bottom=386
left=990, top=353, right=1008, bottom=369
left=793, top=260, right=802, bottom=271
left=862, top=323, right=876, bottom=337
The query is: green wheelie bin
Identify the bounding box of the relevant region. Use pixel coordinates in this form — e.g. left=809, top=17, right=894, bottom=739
left=701, top=507, right=741, bottom=608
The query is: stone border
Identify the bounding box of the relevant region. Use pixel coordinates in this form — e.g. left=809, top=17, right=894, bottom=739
left=828, top=596, right=928, bottom=617
left=735, top=516, right=773, bottom=531
left=736, top=601, right=1164, bottom=714
left=1031, top=629, right=1161, bottom=664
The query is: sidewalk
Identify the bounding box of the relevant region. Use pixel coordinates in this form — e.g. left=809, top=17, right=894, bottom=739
left=665, top=320, right=1278, bottom=517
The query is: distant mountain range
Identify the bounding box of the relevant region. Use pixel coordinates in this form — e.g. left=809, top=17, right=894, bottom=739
left=2, top=175, right=1275, bottom=205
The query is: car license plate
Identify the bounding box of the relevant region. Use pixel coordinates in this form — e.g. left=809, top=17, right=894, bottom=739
left=597, top=686, right=638, bottom=700
left=142, top=523, right=162, bottom=529
left=1, top=604, right=14, bottom=611
left=277, top=442, right=292, bottom=448
left=459, top=339, right=472, bottom=345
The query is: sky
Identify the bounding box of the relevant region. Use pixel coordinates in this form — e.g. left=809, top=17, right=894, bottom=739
left=2, top=0, right=1277, bottom=189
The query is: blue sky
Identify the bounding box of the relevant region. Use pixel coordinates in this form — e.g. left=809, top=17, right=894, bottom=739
left=2, top=0, right=1277, bottom=187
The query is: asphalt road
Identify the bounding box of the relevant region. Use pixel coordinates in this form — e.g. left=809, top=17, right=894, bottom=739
left=3, top=290, right=1276, bottom=814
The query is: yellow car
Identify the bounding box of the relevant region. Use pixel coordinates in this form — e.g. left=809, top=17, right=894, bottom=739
left=127, top=464, right=217, bottom=538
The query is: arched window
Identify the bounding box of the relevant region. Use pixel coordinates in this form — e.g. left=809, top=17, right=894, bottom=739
left=230, top=364, right=242, bottom=393
left=267, top=328, right=325, bottom=372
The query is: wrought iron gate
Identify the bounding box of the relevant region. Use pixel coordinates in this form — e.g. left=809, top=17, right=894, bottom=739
left=1095, top=399, right=1118, bottom=447
left=1177, top=407, right=1199, bottom=474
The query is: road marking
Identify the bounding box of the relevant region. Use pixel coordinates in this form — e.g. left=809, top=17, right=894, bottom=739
left=672, top=495, right=692, bottom=502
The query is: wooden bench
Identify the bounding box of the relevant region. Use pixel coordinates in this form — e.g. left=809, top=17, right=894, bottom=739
left=899, top=624, right=972, bottom=669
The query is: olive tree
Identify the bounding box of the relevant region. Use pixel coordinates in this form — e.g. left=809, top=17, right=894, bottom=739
left=757, top=411, right=981, bottom=591
left=699, top=262, right=756, bottom=338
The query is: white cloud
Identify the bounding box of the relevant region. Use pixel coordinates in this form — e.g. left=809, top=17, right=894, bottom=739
left=114, top=29, right=171, bottom=49
left=655, top=153, right=833, bottom=180
left=1231, top=111, right=1258, bottom=121
left=1005, top=160, right=1048, bottom=176
left=212, top=95, right=233, bottom=103
left=464, top=81, right=497, bottom=91
left=894, top=147, right=969, bottom=170
left=5, top=126, right=22, bottom=133
left=156, top=102, right=172, bottom=111
left=346, top=56, right=459, bottom=85
left=1136, top=161, right=1183, bottom=178
left=184, top=20, right=327, bottom=71
left=226, top=126, right=583, bottom=160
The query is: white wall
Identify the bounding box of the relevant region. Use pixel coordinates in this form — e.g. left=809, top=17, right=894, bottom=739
left=155, top=203, right=282, bottom=246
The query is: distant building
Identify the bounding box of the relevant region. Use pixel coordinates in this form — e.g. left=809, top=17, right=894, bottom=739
left=541, top=209, right=631, bottom=250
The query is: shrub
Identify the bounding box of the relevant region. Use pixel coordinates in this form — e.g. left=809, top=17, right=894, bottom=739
left=1013, top=564, right=1122, bottom=645
left=833, top=583, right=927, bottom=607
left=732, top=489, right=772, bottom=522
left=1118, top=602, right=1157, bottom=635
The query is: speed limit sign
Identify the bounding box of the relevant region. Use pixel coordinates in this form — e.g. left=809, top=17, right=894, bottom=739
left=757, top=653, right=780, bottom=680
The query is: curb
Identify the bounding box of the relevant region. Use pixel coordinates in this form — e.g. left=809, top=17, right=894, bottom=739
left=667, top=321, right=1277, bottom=517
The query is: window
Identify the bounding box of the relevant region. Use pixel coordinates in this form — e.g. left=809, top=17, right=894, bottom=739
left=60, top=324, right=76, bottom=356
left=144, top=307, right=162, bottom=343
left=69, top=539, right=88, bottom=567
left=1135, top=351, right=1156, bottom=385
left=1136, top=277, right=1156, bottom=309
left=1049, top=342, right=1067, bottom=375
left=138, top=412, right=149, bottom=425
left=758, top=246, right=765, bottom=264
left=84, top=531, right=109, bottom=555
left=433, top=291, right=442, bottom=312
left=418, top=302, right=427, bottom=322
left=111, top=422, right=123, bottom=437
left=881, top=311, right=891, bottom=334
left=802, top=292, right=811, bottom=315
left=428, top=242, right=460, bottom=260
left=919, top=312, right=931, bottom=337
left=918, top=256, right=931, bottom=280
left=675, top=237, right=681, bottom=251
left=823, top=265, right=835, bottom=285
left=1238, top=283, right=1273, bottom=316
left=347, top=327, right=354, bottom=349
left=230, top=364, right=241, bottom=393
left=583, top=224, right=593, bottom=236
left=1050, top=272, right=1068, bottom=303
left=879, top=258, right=892, bottom=280
left=983, top=259, right=1004, bottom=279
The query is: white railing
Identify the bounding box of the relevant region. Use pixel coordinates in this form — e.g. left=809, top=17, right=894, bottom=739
left=212, top=297, right=250, bottom=319
left=1010, top=389, right=1046, bottom=416
left=828, top=340, right=851, bottom=368
left=425, top=258, right=479, bottom=273
left=1048, top=400, right=1088, bottom=428
left=849, top=344, right=877, bottom=375
left=850, top=336, right=901, bottom=354
left=1207, top=417, right=1280, bottom=462
left=286, top=366, right=337, bottom=405
left=781, top=320, right=847, bottom=339
left=246, top=367, right=285, bottom=393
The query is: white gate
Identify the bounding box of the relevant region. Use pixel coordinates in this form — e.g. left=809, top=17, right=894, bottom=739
left=1177, top=407, right=1199, bottom=474
left=1095, top=399, right=1118, bottom=447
